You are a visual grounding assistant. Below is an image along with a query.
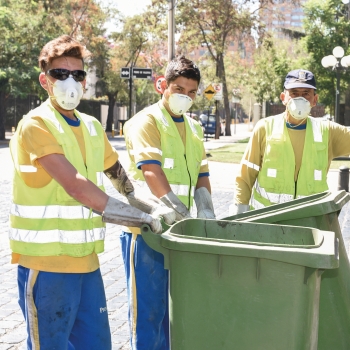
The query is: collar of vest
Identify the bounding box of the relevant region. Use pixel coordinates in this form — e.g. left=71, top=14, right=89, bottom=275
left=156, top=101, right=199, bottom=135
left=271, top=113, right=323, bottom=143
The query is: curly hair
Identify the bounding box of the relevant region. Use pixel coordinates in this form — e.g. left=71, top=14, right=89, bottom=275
left=165, top=55, right=201, bottom=85
left=39, top=35, right=89, bottom=72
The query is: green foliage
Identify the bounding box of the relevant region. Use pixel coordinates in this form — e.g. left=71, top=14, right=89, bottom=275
left=302, top=0, right=350, bottom=109
left=246, top=36, right=308, bottom=104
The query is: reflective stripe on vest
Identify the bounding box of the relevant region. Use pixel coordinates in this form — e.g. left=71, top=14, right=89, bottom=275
left=10, top=203, right=101, bottom=220
left=242, top=159, right=260, bottom=171
left=9, top=227, right=105, bottom=244
left=254, top=181, right=293, bottom=204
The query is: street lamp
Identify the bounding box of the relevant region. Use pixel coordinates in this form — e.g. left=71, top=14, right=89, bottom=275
left=321, top=46, right=350, bottom=123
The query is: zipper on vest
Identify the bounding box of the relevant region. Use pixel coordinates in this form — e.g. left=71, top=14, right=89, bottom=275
left=184, top=155, right=192, bottom=209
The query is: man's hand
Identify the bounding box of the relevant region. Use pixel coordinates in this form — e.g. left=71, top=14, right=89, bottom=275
left=105, top=161, right=176, bottom=225
left=229, top=204, right=250, bottom=216
left=103, top=197, right=162, bottom=234
left=194, top=187, right=216, bottom=219
left=160, top=191, right=192, bottom=221
left=126, top=190, right=176, bottom=225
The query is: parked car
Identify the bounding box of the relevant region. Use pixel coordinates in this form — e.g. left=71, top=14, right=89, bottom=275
left=199, top=114, right=223, bottom=135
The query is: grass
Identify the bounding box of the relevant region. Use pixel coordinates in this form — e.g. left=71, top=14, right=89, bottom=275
left=207, top=140, right=350, bottom=169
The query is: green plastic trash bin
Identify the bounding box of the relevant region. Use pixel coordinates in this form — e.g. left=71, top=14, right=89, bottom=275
left=224, top=190, right=350, bottom=350
left=141, top=219, right=338, bottom=350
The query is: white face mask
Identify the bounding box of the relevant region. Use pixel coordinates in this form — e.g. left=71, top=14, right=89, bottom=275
left=48, top=75, right=84, bottom=110
left=168, top=93, right=193, bottom=115
left=287, top=97, right=311, bottom=120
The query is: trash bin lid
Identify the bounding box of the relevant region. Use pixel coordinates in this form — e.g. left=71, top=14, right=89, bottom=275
left=141, top=220, right=339, bottom=269
left=226, top=191, right=349, bottom=224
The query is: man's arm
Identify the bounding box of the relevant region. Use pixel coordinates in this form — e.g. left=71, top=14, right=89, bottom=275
left=231, top=121, right=265, bottom=215
left=196, top=176, right=211, bottom=193
left=141, top=163, right=191, bottom=220
left=141, top=163, right=171, bottom=198
left=39, top=154, right=108, bottom=212
left=38, top=154, right=162, bottom=233
left=104, top=160, right=176, bottom=225
left=194, top=176, right=215, bottom=219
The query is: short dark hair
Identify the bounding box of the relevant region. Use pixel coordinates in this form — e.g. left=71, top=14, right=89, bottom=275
left=165, top=55, right=201, bottom=85
left=39, top=35, right=88, bottom=72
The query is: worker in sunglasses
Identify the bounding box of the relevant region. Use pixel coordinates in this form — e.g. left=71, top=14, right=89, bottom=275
left=9, top=35, right=176, bottom=349
left=122, top=56, right=216, bottom=350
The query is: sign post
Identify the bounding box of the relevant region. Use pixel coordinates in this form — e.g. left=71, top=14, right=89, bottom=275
left=121, top=67, right=153, bottom=119
left=232, top=88, right=241, bottom=135
left=203, top=84, right=216, bottom=141
left=212, top=83, right=223, bottom=139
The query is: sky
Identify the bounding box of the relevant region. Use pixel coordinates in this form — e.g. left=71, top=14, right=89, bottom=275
left=115, top=0, right=152, bottom=17
left=103, top=0, right=152, bottom=34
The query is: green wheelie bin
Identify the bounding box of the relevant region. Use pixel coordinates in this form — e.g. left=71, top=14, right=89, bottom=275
left=224, top=190, right=350, bottom=350
left=141, top=219, right=338, bottom=350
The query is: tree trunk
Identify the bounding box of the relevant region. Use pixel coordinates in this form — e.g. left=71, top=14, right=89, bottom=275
left=0, top=91, right=6, bottom=141
left=105, top=94, right=116, bottom=132
left=344, top=86, right=350, bottom=126
left=219, top=55, right=231, bottom=136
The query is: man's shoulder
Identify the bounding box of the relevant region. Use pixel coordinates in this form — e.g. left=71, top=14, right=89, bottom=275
left=127, top=105, right=158, bottom=128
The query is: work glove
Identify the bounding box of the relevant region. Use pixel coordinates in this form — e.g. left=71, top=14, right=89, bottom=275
left=229, top=204, right=250, bottom=216
left=126, top=190, right=176, bottom=225
left=102, top=197, right=162, bottom=234
left=160, top=191, right=192, bottom=221
left=104, top=161, right=176, bottom=226
left=104, top=160, right=135, bottom=197
left=194, top=187, right=216, bottom=219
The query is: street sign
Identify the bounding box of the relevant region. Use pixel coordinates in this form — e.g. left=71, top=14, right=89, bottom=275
left=155, top=75, right=166, bottom=94
left=204, top=84, right=216, bottom=100
left=120, top=67, right=130, bottom=79
left=132, top=68, right=152, bottom=80
left=232, top=88, right=241, bottom=96
left=213, top=83, right=223, bottom=101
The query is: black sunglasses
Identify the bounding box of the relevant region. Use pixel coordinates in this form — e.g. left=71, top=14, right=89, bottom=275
left=47, top=69, right=86, bottom=82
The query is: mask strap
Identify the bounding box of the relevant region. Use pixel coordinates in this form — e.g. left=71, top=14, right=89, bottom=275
left=45, top=75, right=58, bottom=101
left=285, top=112, right=307, bottom=128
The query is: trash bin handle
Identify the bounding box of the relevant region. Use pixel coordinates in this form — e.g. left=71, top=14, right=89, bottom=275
left=141, top=224, right=170, bottom=269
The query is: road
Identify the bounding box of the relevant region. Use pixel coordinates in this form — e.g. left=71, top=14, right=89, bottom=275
left=0, top=133, right=348, bottom=349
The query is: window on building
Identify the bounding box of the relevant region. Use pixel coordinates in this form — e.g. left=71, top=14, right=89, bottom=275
left=281, top=7, right=285, bottom=11
left=285, top=13, right=290, bottom=16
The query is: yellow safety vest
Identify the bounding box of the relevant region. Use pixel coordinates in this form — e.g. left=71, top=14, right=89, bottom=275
left=251, top=113, right=329, bottom=209
left=9, top=99, right=106, bottom=257
left=124, top=101, right=204, bottom=209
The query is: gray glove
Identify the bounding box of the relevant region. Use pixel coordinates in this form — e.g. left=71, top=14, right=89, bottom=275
left=102, top=197, right=162, bottom=234
left=160, top=191, right=192, bottom=221
left=194, top=187, right=216, bottom=219
left=126, top=190, right=176, bottom=225
left=104, top=161, right=135, bottom=197
left=104, top=161, right=176, bottom=226
left=229, top=204, right=250, bottom=216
